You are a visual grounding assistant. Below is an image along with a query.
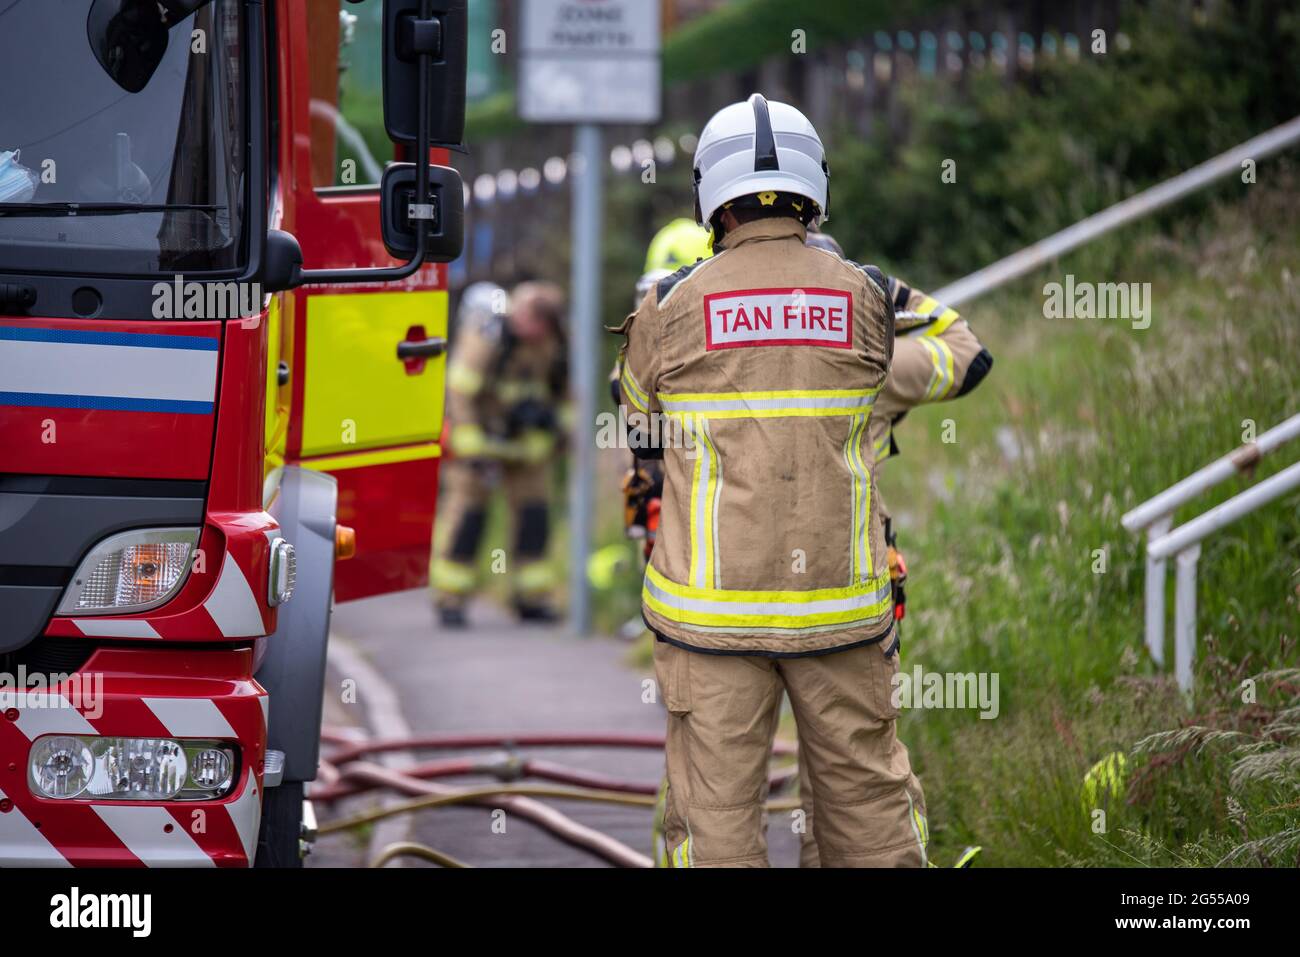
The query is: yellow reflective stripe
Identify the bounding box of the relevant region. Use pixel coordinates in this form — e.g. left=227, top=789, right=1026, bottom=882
left=447, top=361, right=484, bottom=395
left=659, top=388, right=880, bottom=419
left=872, top=430, right=892, bottom=464
left=431, top=559, right=476, bottom=593
left=919, top=338, right=941, bottom=398
left=697, top=418, right=722, bottom=589
left=844, top=413, right=874, bottom=579
left=667, top=406, right=871, bottom=420
left=672, top=837, right=692, bottom=868
left=686, top=416, right=707, bottom=587
left=908, top=792, right=929, bottom=867
left=903, top=307, right=961, bottom=339
left=926, top=308, right=961, bottom=337
left=919, top=337, right=955, bottom=400
left=648, top=555, right=890, bottom=605
left=516, top=561, right=559, bottom=593
left=496, top=380, right=550, bottom=403
left=669, top=388, right=878, bottom=401
left=644, top=563, right=891, bottom=630
left=861, top=415, right=875, bottom=578
left=450, top=422, right=489, bottom=457
left=934, top=338, right=955, bottom=398
left=953, top=845, right=982, bottom=868
left=621, top=362, right=650, bottom=413
left=844, top=414, right=862, bottom=581
left=644, top=588, right=890, bottom=631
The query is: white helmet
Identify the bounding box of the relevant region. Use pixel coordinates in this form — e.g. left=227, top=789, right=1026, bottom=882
left=693, top=93, right=829, bottom=230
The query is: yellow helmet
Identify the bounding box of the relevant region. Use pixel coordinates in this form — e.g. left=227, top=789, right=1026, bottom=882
left=643, top=218, right=713, bottom=275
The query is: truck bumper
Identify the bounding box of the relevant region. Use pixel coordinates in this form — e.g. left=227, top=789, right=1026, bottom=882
left=0, top=645, right=267, bottom=867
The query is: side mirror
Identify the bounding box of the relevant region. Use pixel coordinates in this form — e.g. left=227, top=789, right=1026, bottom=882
left=380, top=163, right=464, bottom=263
left=383, top=0, right=468, bottom=148
left=87, top=0, right=214, bottom=93
left=296, top=0, right=467, bottom=288
left=262, top=230, right=304, bottom=293
left=86, top=0, right=170, bottom=93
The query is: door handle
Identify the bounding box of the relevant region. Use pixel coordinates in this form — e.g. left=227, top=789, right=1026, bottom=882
left=396, top=337, right=446, bottom=361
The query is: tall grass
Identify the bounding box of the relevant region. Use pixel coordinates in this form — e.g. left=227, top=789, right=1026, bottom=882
left=888, top=174, right=1300, bottom=866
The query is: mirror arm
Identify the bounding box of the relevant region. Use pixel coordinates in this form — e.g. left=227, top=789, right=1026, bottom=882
left=294, top=0, right=433, bottom=289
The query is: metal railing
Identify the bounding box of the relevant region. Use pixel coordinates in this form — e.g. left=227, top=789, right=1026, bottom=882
left=931, top=115, right=1300, bottom=307
left=1121, top=414, right=1300, bottom=692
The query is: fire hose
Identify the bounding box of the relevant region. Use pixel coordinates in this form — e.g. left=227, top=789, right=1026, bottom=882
left=313, top=728, right=801, bottom=868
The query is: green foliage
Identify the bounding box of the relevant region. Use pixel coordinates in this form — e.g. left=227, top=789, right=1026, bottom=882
left=661, top=0, right=941, bottom=85
left=828, top=0, right=1300, bottom=285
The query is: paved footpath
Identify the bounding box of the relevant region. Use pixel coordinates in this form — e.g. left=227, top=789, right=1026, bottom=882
left=313, top=588, right=800, bottom=868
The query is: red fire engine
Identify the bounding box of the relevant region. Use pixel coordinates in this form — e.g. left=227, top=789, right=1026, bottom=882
left=0, top=0, right=466, bottom=866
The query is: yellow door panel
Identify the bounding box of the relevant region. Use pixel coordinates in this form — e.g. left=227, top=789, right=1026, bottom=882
left=301, top=290, right=447, bottom=458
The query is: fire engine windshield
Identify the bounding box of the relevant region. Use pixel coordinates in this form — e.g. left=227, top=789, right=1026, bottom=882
left=0, top=0, right=246, bottom=276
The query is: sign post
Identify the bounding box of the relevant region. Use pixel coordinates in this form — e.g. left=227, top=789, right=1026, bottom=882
left=519, top=0, right=661, bottom=637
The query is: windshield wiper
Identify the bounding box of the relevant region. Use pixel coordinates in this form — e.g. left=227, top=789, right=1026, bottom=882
left=0, top=203, right=222, bottom=218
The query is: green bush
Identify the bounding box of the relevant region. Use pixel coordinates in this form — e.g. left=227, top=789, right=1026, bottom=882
left=828, top=0, right=1300, bottom=285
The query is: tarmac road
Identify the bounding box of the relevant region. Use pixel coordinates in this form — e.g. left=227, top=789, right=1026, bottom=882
left=313, top=588, right=801, bottom=868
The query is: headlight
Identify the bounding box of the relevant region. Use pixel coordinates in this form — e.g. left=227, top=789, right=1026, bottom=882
left=29, top=736, right=237, bottom=801
left=57, top=528, right=198, bottom=616
left=29, top=736, right=94, bottom=799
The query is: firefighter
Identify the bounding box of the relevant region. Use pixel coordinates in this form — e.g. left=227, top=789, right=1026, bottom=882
left=796, top=229, right=995, bottom=867
left=432, top=281, right=568, bottom=627
left=615, top=94, right=926, bottom=867
left=628, top=223, right=995, bottom=865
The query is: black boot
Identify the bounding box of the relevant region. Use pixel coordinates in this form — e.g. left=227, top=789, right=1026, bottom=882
left=439, top=605, right=468, bottom=628
left=514, top=601, right=559, bottom=624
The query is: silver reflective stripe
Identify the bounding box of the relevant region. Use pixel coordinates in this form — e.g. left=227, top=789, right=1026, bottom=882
left=688, top=416, right=711, bottom=588
left=644, top=574, right=891, bottom=618
left=704, top=419, right=724, bottom=589
left=661, top=393, right=876, bottom=414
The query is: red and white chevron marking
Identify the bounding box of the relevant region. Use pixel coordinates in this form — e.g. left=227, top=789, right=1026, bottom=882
left=0, top=647, right=267, bottom=867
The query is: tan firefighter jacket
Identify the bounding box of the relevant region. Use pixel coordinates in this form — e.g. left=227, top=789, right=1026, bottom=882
left=615, top=216, right=896, bottom=656
left=869, top=277, right=992, bottom=473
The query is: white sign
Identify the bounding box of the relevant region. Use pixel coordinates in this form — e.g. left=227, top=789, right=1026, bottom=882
left=518, top=0, right=661, bottom=124
left=704, top=288, right=854, bottom=351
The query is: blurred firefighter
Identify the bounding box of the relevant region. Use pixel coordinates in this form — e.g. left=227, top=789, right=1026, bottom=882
left=432, top=281, right=568, bottom=627
left=616, top=94, right=929, bottom=867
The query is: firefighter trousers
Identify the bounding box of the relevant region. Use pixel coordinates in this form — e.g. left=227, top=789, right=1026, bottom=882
left=431, top=458, right=557, bottom=609
left=655, top=633, right=928, bottom=867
